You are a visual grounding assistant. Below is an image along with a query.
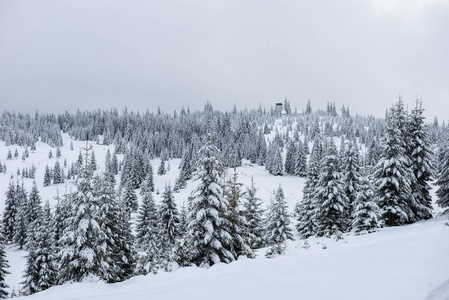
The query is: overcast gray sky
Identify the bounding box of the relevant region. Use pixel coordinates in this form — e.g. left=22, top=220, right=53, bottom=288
left=1, top=0, right=448, bottom=122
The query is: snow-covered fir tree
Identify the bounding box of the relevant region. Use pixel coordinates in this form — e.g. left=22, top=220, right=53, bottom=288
left=53, top=190, right=67, bottom=252
left=2, top=180, right=17, bottom=243
left=271, top=146, right=284, bottom=176
left=157, top=158, right=166, bottom=176
left=294, top=139, right=308, bottom=177
left=351, top=175, right=380, bottom=234
left=342, top=139, right=361, bottom=224
left=89, top=149, right=97, bottom=172
left=0, top=231, right=9, bottom=299
left=314, top=138, right=348, bottom=238
left=13, top=180, right=28, bottom=249
left=120, top=147, right=146, bottom=189
left=408, top=100, right=433, bottom=220
left=22, top=201, right=57, bottom=295
left=53, top=160, right=63, bottom=184
left=25, top=180, right=43, bottom=228
left=58, top=147, right=106, bottom=283
left=104, top=149, right=112, bottom=174
left=265, top=185, right=293, bottom=257
left=373, top=102, right=412, bottom=227
left=256, top=129, right=267, bottom=166
left=242, top=177, right=265, bottom=249
left=296, top=137, right=322, bottom=238
left=135, top=181, right=161, bottom=275
left=159, top=183, right=180, bottom=264
left=436, top=143, right=449, bottom=212
left=43, top=165, right=52, bottom=187
left=186, top=129, right=235, bottom=267
left=111, top=151, right=119, bottom=175
left=224, top=168, right=254, bottom=259
left=122, top=180, right=138, bottom=218
left=174, top=145, right=195, bottom=191
left=95, top=174, right=134, bottom=282
left=284, top=141, right=297, bottom=175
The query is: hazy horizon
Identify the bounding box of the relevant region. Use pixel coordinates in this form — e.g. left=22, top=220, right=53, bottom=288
left=1, top=0, right=448, bottom=122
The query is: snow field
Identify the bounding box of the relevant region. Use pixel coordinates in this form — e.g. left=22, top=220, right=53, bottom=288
left=0, top=129, right=447, bottom=300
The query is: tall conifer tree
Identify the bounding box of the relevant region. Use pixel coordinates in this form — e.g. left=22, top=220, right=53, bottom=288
left=186, top=129, right=234, bottom=267
left=373, top=103, right=411, bottom=226
left=408, top=100, right=433, bottom=220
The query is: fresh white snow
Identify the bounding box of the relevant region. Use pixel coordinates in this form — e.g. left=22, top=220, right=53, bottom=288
left=12, top=216, right=449, bottom=300
left=0, top=132, right=448, bottom=300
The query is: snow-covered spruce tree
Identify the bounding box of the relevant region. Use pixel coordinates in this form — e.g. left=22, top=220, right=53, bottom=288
left=122, top=179, right=138, bottom=218
left=178, top=201, right=188, bottom=236
left=338, top=136, right=347, bottom=169
left=314, top=138, right=348, bottom=238
left=159, top=183, right=180, bottom=265
left=53, top=190, right=68, bottom=252
left=367, top=138, right=381, bottom=171
left=13, top=180, right=29, bottom=249
left=256, top=129, right=267, bottom=166
left=58, top=147, right=106, bottom=283
left=186, top=130, right=235, bottom=267
left=120, top=147, right=146, bottom=189
left=145, top=161, right=155, bottom=192
left=103, top=151, right=116, bottom=185
left=2, top=180, right=17, bottom=243
left=135, top=181, right=161, bottom=275
left=373, top=105, right=411, bottom=227
left=436, top=143, right=449, bottom=212
left=265, top=185, right=293, bottom=257
left=408, top=100, right=433, bottom=220
left=173, top=199, right=192, bottom=268
left=224, top=168, right=254, bottom=259
left=157, top=158, right=166, bottom=176
left=25, top=180, right=43, bottom=227
left=265, top=141, right=274, bottom=172
left=43, top=165, right=52, bottom=187
left=0, top=231, right=9, bottom=299
left=393, top=98, right=416, bottom=223
left=296, top=137, right=322, bottom=238
left=95, top=174, right=134, bottom=282
left=342, top=139, right=361, bottom=225
left=351, top=175, right=380, bottom=235
left=284, top=141, right=297, bottom=175
left=174, top=145, right=195, bottom=192
left=22, top=201, right=56, bottom=295
left=89, top=150, right=97, bottom=172
left=294, top=139, right=308, bottom=177
left=111, top=151, right=119, bottom=175
left=271, top=146, right=284, bottom=176
left=242, top=177, right=265, bottom=249
left=53, top=160, right=62, bottom=184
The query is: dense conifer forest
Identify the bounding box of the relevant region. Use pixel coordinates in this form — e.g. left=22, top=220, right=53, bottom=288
left=0, top=98, right=448, bottom=297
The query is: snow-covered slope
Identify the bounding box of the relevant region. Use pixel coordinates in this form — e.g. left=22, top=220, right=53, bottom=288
left=1, top=132, right=448, bottom=300
left=15, top=216, right=449, bottom=300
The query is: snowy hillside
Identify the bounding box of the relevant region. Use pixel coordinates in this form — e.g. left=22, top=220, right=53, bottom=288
left=1, top=132, right=307, bottom=295
left=0, top=104, right=447, bottom=300
left=13, top=216, right=449, bottom=300
left=0, top=132, right=447, bottom=300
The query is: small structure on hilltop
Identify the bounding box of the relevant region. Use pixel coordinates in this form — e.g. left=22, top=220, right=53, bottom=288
left=275, top=103, right=286, bottom=115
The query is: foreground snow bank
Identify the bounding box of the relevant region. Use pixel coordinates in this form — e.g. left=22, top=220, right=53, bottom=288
left=17, top=216, right=449, bottom=300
